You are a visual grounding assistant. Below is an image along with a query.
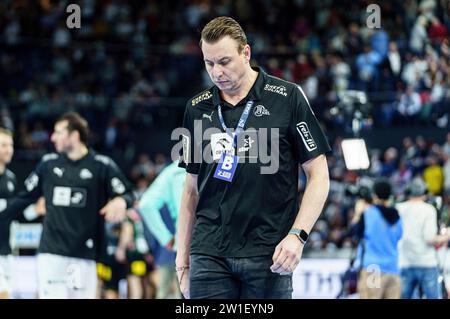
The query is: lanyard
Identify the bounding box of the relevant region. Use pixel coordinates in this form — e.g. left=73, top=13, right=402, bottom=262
left=217, top=100, right=254, bottom=148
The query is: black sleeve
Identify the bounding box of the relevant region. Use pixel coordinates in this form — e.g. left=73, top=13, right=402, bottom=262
left=289, top=85, right=331, bottom=164
left=4, top=174, right=18, bottom=210
left=0, top=163, right=44, bottom=221
left=178, top=103, right=200, bottom=174
left=104, top=159, right=136, bottom=209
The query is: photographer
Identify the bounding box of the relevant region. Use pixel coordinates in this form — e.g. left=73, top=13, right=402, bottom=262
left=350, top=178, right=403, bottom=299
left=396, top=177, right=442, bottom=299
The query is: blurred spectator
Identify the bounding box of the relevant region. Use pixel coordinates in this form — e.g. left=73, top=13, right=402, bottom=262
left=391, top=160, right=413, bottom=196
left=443, top=155, right=450, bottom=196
left=30, top=121, right=49, bottom=150
left=153, top=153, right=168, bottom=175
left=401, top=55, right=428, bottom=88
left=387, top=41, right=402, bottom=81
left=381, top=147, right=399, bottom=177
left=104, top=118, right=119, bottom=151
left=17, top=122, right=35, bottom=150
left=131, top=154, right=156, bottom=182
left=330, top=52, right=351, bottom=92
left=409, top=15, right=429, bottom=54
left=371, top=28, right=389, bottom=60
left=396, top=86, right=422, bottom=123
left=352, top=178, right=403, bottom=299
left=429, top=16, right=448, bottom=46
left=396, top=177, right=441, bottom=299
left=442, top=132, right=450, bottom=157
left=355, top=45, right=383, bottom=91
left=423, top=155, right=444, bottom=195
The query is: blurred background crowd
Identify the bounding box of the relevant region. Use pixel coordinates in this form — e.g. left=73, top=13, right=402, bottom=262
left=1, top=0, right=450, bottom=298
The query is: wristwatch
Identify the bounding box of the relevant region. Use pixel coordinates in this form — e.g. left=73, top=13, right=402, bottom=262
left=289, top=228, right=309, bottom=245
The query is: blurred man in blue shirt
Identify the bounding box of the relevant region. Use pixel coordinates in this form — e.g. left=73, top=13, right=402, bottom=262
left=351, top=178, right=403, bottom=299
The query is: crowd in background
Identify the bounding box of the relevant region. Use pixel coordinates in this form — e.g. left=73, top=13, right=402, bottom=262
left=1, top=0, right=450, bottom=256
left=1, top=0, right=450, bottom=147
left=308, top=132, right=450, bottom=251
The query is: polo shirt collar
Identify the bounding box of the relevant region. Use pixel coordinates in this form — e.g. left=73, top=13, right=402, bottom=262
left=212, top=66, right=267, bottom=107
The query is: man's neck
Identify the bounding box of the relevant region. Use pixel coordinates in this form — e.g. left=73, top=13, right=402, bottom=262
left=373, top=199, right=389, bottom=206
left=221, top=68, right=258, bottom=106
left=0, top=164, right=5, bottom=175
left=67, top=144, right=88, bottom=161
left=408, top=197, right=425, bottom=202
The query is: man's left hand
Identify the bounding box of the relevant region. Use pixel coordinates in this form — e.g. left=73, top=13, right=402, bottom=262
left=270, top=234, right=304, bottom=275
left=100, top=197, right=127, bottom=222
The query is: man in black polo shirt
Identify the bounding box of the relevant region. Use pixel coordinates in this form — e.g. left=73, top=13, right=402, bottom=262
left=176, top=17, right=331, bottom=299
left=0, top=112, right=135, bottom=298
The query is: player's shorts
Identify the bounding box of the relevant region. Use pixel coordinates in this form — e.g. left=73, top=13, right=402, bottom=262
left=0, top=255, right=12, bottom=296
left=97, top=257, right=126, bottom=292
left=126, top=251, right=153, bottom=277
left=37, top=253, right=97, bottom=299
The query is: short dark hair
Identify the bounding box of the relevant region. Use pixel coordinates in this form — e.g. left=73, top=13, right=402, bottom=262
left=56, top=112, right=90, bottom=145
left=200, top=16, right=247, bottom=53
left=373, top=178, right=392, bottom=200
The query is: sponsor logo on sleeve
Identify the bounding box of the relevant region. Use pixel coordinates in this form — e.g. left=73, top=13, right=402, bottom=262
left=111, top=177, right=126, bottom=194
left=42, top=153, right=59, bottom=162
left=296, top=122, right=317, bottom=152
left=0, top=199, right=7, bottom=212
left=94, top=155, right=111, bottom=165
left=7, top=181, right=14, bottom=193
left=25, top=174, right=39, bottom=192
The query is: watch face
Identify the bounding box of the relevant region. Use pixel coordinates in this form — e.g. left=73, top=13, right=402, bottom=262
left=289, top=228, right=308, bottom=243
left=299, top=230, right=309, bottom=242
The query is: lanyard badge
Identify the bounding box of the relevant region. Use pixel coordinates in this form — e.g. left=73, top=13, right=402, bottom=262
left=213, top=101, right=254, bottom=183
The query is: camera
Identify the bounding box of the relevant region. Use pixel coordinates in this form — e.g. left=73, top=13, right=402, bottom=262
left=345, top=184, right=372, bottom=202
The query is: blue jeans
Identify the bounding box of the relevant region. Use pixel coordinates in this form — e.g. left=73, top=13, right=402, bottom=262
left=189, top=254, right=293, bottom=299
left=400, top=267, right=442, bottom=299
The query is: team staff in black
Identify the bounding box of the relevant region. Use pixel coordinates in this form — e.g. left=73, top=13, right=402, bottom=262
left=0, top=112, right=135, bottom=299
left=176, top=17, right=330, bottom=299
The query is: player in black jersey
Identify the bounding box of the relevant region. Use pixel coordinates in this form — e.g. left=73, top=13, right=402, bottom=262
left=0, top=128, right=17, bottom=299
left=0, top=113, right=136, bottom=298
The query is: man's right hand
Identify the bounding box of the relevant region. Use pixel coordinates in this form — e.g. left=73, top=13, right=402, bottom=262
left=115, top=246, right=127, bottom=263
left=35, top=197, right=46, bottom=216
left=176, top=267, right=190, bottom=299
left=165, top=237, right=175, bottom=251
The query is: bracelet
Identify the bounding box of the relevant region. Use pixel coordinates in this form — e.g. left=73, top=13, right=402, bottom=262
left=175, top=266, right=190, bottom=272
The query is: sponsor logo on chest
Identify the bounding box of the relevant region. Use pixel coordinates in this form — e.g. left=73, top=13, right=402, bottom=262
left=264, top=84, right=287, bottom=96
left=253, top=105, right=270, bottom=117
left=80, top=168, right=93, bottom=179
